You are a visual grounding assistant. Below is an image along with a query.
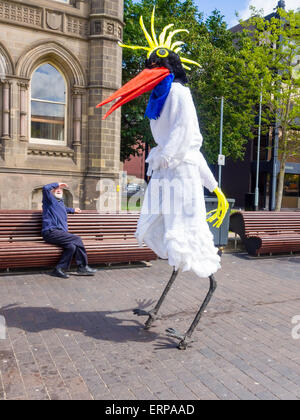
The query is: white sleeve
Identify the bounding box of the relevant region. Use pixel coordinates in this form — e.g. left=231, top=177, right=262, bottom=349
left=160, top=86, right=218, bottom=193
left=198, top=152, right=218, bottom=193
left=159, top=87, right=195, bottom=165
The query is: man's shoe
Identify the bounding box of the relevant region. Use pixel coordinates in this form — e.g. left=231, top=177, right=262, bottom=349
left=50, top=267, right=69, bottom=279
left=77, top=265, right=97, bottom=275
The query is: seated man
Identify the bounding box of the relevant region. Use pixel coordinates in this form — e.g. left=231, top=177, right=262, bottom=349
left=42, top=182, right=97, bottom=278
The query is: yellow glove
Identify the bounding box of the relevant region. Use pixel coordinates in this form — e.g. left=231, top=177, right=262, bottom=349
left=206, top=187, right=229, bottom=228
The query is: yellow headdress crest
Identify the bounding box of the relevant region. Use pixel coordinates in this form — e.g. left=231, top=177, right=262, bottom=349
left=119, top=7, right=201, bottom=71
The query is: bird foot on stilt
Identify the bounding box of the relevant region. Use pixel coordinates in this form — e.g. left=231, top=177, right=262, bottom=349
left=133, top=308, right=151, bottom=317
left=133, top=269, right=180, bottom=331
left=165, top=327, right=185, bottom=341
left=133, top=308, right=157, bottom=329
left=166, top=328, right=194, bottom=350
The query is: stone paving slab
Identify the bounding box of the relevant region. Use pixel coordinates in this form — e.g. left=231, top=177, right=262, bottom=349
left=0, top=253, right=300, bottom=400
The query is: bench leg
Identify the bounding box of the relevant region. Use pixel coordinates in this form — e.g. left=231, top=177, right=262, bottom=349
left=133, top=268, right=180, bottom=330
left=166, top=275, right=217, bottom=350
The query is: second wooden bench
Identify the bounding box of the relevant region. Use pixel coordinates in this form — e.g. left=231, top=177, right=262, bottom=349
left=229, top=211, right=300, bottom=256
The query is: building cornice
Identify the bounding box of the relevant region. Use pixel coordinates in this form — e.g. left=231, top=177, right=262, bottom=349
left=89, top=13, right=124, bottom=27
left=0, top=167, right=119, bottom=179
left=0, top=0, right=89, bottom=40
left=0, top=1, right=124, bottom=41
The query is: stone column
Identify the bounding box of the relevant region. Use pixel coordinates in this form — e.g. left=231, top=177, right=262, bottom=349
left=85, top=0, right=124, bottom=210
left=73, top=92, right=82, bottom=147
left=72, top=87, right=84, bottom=161
left=18, top=82, right=29, bottom=142
left=1, top=80, right=11, bottom=141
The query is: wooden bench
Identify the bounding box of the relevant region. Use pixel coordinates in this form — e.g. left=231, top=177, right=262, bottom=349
left=0, top=210, right=157, bottom=270
left=229, top=211, right=300, bottom=256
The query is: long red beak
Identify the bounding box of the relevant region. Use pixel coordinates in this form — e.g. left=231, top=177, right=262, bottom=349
left=96, top=67, right=170, bottom=120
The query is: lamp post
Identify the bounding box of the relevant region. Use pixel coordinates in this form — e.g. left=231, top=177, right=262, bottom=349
left=255, top=86, right=263, bottom=211
left=218, top=96, right=224, bottom=188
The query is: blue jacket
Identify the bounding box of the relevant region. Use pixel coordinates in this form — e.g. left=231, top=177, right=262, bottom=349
left=42, top=183, right=74, bottom=235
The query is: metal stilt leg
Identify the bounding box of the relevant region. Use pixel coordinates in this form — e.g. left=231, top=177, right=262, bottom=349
left=133, top=268, right=180, bottom=330
left=166, top=275, right=217, bottom=350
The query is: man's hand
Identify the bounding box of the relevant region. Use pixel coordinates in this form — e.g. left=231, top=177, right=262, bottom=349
left=74, top=208, right=81, bottom=214
left=59, top=183, right=69, bottom=189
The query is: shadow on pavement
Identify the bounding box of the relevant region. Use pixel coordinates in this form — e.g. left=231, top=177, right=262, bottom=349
left=0, top=300, right=161, bottom=344
left=231, top=252, right=300, bottom=262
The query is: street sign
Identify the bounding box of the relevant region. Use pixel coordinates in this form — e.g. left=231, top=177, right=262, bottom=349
left=218, top=154, right=225, bottom=166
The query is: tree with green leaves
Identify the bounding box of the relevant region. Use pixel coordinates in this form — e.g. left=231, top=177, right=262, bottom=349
left=233, top=7, right=300, bottom=210
left=121, top=2, right=299, bottom=211
left=121, top=0, right=264, bottom=169
left=121, top=0, right=206, bottom=161
left=188, top=11, right=258, bottom=164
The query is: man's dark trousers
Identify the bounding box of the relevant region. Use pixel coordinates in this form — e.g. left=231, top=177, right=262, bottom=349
left=43, top=229, right=88, bottom=270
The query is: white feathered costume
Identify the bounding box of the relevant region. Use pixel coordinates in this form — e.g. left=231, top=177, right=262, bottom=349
left=135, top=82, right=221, bottom=278
left=96, top=7, right=229, bottom=349
left=96, top=8, right=229, bottom=280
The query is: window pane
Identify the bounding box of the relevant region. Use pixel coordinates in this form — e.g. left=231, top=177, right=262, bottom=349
left=30, top=63, right=67, bottom=143
left=31, top=63, right=66, bottom=103
left=31, top=101, right=65, bottom=118
left=284, top=174, right=300, bottom=197
left=31, top=101, right=65, bottom=141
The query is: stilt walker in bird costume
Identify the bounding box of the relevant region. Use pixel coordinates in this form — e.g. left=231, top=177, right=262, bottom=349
left=96, top=8, right=229, bottom=350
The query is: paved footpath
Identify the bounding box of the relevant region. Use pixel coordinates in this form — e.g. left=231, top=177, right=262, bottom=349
left=0, top=253, right=300, bottom=400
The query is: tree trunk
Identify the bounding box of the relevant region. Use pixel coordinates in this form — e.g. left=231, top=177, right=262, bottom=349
left=275, top=110, right=289, bottom=212
left=275, top=159, right=286, bottom=211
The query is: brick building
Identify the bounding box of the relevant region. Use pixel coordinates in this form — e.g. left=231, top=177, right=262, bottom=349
left=123, top=142, right=147, bottom=182
left=0, top=0, right=123, bottom=210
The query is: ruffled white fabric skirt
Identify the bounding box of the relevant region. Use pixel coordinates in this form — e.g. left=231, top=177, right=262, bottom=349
left=135, top=163, right=221, bottom=278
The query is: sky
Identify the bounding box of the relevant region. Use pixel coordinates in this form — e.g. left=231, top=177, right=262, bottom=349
left=133, top=0, right=299, bottom=28
left=192, top=0, right=299, bottom=27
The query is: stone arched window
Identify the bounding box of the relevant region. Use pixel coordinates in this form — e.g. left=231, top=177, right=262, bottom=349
left=17, top=41, right=86, bottom=149
left=30, top=63, right=67, bottom=145
left=0, top=43, right=14, bottom=141
left=0, top=53, right=6, bottom=79
left=0, top=42, right=14, bottom=78
left=31, top=187, right=73, bottom=210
